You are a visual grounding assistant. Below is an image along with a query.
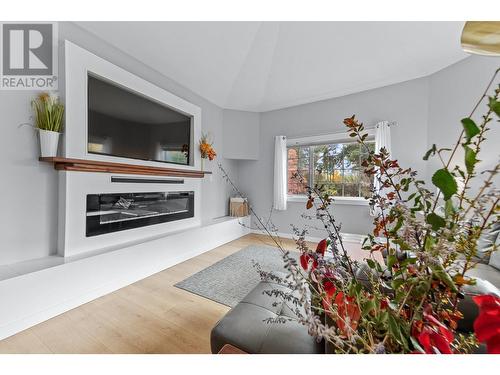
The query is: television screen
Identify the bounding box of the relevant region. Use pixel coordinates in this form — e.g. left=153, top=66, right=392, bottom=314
left=87, top=75, right=192, bottom=165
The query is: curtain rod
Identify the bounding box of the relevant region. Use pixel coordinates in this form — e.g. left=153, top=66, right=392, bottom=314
left=375, top=120, right=398, bottom=128
left=286, top=121, right=397, bottom=142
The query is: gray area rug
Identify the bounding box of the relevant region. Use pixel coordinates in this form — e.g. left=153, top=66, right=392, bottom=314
left=174, top=245, right=296, bottom=307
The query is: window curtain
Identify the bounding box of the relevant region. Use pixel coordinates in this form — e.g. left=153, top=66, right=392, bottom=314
left=373, top=121, right=392, bottom=194
left=371, top=121, right=392, bottom=216
left=273, top=135, right=287, bottom=211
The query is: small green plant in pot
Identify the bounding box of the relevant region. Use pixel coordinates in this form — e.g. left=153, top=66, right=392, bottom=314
left=32, top=92, right=64, bottom=157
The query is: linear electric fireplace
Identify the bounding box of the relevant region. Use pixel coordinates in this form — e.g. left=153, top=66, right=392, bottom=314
left=86, top=191, right=194, bottom=237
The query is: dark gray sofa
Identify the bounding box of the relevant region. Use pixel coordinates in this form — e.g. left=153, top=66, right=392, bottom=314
left=210, top=276, right=323, bottom=354
left=211, top=226, right=500, bottom=354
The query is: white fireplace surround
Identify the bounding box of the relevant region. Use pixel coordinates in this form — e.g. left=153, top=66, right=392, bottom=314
left=60, top=41, right=203, bottom=257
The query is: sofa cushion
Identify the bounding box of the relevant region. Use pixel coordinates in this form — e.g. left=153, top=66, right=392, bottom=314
left=490, top=251, right=500, bottom=271
left=464, top=263, right=500, bottom=290
left=475, top=221, right=500, bottom=264
left=211, top=279, right=323, bottom=354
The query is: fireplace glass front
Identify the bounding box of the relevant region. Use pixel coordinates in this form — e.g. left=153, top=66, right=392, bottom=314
left=86, top=191, right=194, bottom=237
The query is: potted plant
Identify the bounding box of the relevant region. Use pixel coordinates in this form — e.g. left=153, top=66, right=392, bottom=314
left=32, top=92, right=64, bottom=158
left=218, top=69, right=500, bottom=354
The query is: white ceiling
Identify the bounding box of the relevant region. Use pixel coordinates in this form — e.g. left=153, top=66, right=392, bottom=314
left=76, top=21, right=468, bottom=112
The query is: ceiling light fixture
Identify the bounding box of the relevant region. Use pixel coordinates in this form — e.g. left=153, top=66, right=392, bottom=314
left=461, top=21, right=500, bottom=56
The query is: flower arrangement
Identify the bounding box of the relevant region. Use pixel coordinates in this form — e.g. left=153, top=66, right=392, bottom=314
left=32, top=92, right=64, bottom=133
left=199, top=133, right=217, bottom=161
left=218, top=68, right=500, bottom=354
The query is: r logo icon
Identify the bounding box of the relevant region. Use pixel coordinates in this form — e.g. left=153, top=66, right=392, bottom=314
left=1, top=22, right=58, bottom=90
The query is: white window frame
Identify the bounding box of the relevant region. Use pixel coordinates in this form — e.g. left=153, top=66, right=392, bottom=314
left=286, top=129, right=375, bottom=206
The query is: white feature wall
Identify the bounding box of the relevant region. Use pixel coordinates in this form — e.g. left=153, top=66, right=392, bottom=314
left=58, top=41, right=205, bottom=257
left=0, top=22, right=238, bottom=266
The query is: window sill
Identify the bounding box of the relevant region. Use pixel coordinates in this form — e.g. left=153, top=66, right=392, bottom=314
left=287, top=195, right=369, bottom=206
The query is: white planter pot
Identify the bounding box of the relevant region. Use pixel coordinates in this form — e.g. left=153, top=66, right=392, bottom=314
left=38, top=129, right=60, bottom=157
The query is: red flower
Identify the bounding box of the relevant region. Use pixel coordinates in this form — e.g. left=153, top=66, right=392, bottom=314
left=417, top=326, right=453, bottom=354
left=473, top=295, right=500, bottom=354
left=412, top=306, right=454, bottom=354
left=335, top=292, right=361, bottom=337
left=316, top=239, right=328, bottom=256
left=321, top=280, right=337, bottom=312
left=299, top=253, right=311, bottom=271
left=380, top=298, right=389, bottom=310
left=300, top=252, right=319, bottom=271
left=323, top=280, right=336, bottom=295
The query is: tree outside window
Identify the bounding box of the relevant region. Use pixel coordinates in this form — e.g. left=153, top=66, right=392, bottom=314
left=287, top=141, right=375, bottom=198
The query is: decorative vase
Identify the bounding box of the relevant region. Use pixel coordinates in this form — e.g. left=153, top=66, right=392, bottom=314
left=201, top=157, right=205, bottom=171
left=38, top=129, right=60, bottom=157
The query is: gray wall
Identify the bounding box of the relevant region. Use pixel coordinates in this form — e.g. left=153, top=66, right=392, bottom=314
left=222, top=109, right=260, bottom=160
left=427, top=55, right=500, bottom=193
left=237, top=78, right=430, bottom=237
left=1, top=22, right=498, bottom=266
left=0, top=22, right=238, bottom=265
left=237, top=55, right=500, bottom=239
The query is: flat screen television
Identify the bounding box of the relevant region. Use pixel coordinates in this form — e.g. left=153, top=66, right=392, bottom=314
left=87, top=74, right=192, bottom=165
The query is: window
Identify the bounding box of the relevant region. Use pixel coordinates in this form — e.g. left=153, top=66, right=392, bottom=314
left=287, top=141, right=375, bottom=198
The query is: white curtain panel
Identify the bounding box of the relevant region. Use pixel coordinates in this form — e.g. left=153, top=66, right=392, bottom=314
left=273, top=135, right=287, bottom=211
left=371, top=121, right=392, bottom=216
left=374, top=121, right=392, bottom=193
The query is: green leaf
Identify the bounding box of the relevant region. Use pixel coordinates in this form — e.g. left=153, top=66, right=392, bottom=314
left=366, top=258, right=376, bottom=269
left=394, top=238, right=411, bottom=251
left=361, top=299, right=376, bottom=317
left=390, top=217, right=404, bottom=235
left=423, top=144, right=437, bottom=160
left=387, top=315, right=401, bottom=342
left=387, top=254, right=397, bottom=269
left=426, top=212, right=446, bottom=231
left=399, top=257, right=417, bottom=267
left=391, top=278, right=405, bottom=290
left=461, top=118, right=480, bottom=142
left=432, top=169, right=457, bottom=200
left=387, top=315, right=409, bottom=350
left=464, top=146, right=477, bottom=174
left=489, top=97, right=500, bottom=117
left=424, top=235, right=435, bottom=251
left=444, top=199, right=456, bottom=218
left=430, top=263, right=458, bottom=293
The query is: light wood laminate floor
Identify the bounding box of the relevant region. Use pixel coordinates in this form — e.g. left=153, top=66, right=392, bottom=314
left=0, top=233, right=370, bottom=354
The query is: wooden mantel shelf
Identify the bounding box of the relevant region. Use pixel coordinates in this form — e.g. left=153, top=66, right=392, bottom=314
left=39, top=157, right=212, bottom=178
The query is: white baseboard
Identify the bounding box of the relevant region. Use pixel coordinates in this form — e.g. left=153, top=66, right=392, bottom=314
left=250, top=229, right=366, bottom=244
left=0, top=216, right=250, bottom=341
